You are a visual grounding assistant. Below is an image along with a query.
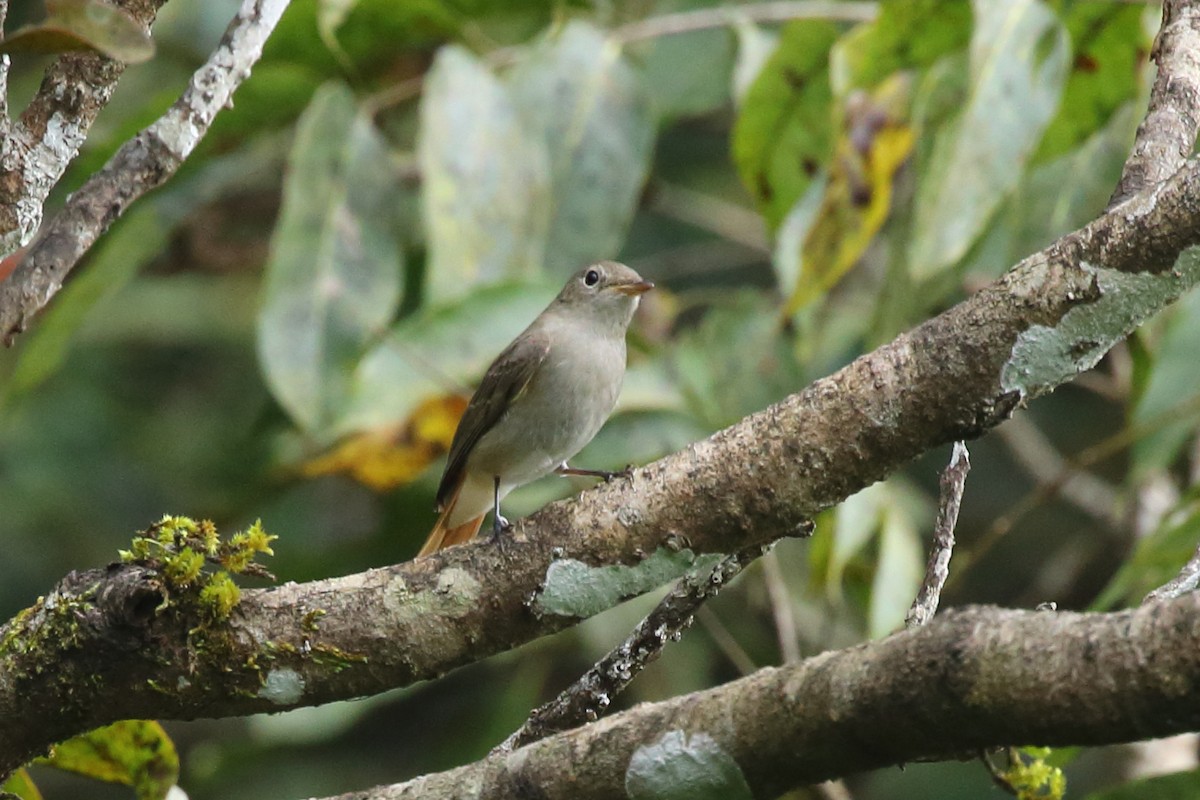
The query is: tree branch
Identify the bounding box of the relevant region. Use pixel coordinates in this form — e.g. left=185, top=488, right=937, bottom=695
left=1109, top=0, right=1200, bottom=205
left=0, top=0, right=291, bottom=345
left=4, top=151, right=1200, bottom=777
left=309, top=595, right=1200, bottom=799
left=906, top=442, right=969, bottom=628
left=497, top=538, right=784, bottom=753
left=0, top=0, right=167, bottom=254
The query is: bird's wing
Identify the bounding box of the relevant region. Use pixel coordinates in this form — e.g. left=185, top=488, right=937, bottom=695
left=435, top=329, right=551, bottom=510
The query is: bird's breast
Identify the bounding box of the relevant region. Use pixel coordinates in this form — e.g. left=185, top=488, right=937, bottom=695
left=467, top=325, right=626, bottom=484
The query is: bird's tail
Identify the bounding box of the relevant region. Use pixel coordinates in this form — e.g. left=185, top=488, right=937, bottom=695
left=417, top=484, right=485, bottom=557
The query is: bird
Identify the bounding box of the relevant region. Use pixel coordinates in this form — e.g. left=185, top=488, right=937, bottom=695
left=417, top=261, right=653, bottom=556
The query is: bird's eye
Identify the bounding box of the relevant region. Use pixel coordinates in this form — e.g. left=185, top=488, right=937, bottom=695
left=584, top=269, right=601, bottom=287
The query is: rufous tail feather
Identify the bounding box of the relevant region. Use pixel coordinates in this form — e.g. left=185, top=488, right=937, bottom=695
left=417, top=482, right=485, bottom=557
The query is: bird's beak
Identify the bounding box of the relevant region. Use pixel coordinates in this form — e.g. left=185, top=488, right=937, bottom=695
left=614, top=279, right=655, bottom=296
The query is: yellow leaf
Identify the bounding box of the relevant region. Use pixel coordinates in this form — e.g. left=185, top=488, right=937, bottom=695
left=786, top=74, right=915, bottom=314
left=41, top=720, right=178, bottom=800
left=303, top=394, right=468, bottom=490
left=2, top=768, right=44, bottom=800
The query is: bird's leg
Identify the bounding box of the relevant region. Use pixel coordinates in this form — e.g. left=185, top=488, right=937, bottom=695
left=490, top=474, right=511, bottom=543
left=555, top=461, right=634, bottom=482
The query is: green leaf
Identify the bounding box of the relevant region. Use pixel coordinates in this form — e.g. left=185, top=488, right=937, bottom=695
left=830, top=0, right=971, bottom=94
left=828, top=482, right=888, bottom=592
left=0, top=0, right=154, bottom=62
left=732, top=20, right=840, bottom=231
left=418, top=45, right=551, bottom=303
left=731, top=20, right=777, bottom=104
left=258, top=83, right=404, bottom=434
left=41, top=720, right=179, bottom=800
left=672, top=292, right=806, bottom=429
left=1132, top=285, right=1200, bottom=475
left=1086, top=769, right=1200, bottom=800
left=634, top=27, right=736, bottom=119
left=907, top=0, right=1069, bottom=279
left=1092, top=494, right=1200, bottom=609
left=1012, top=103, right=1135, bottom=255
left=342, top=281, right=558, bottom=433
left=1035, top=2, right=1147, bottom=161
left=508, top=21, right=655, bottom=274
left=1, top=769, right=43, bottom=800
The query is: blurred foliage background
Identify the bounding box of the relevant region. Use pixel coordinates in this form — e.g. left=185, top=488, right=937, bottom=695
left=3, top=0, right=1200, bottom=798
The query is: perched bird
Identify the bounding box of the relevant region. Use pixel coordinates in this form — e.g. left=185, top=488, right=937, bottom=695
left=417, top=261, right=653, bottom=556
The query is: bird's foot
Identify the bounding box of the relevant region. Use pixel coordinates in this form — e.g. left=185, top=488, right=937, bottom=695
left=489, top=513, right=512, bottom=545
left=556, top=463, right=635, bottom=482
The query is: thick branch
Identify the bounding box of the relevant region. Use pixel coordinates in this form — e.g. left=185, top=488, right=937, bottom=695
left=1110, top=0, right=1200, bottom=205
left=0, top=0, right=291, bottom=345
left=4, top=154, right=1200, bottom=777
left=311, top=595, right=1200, bottom=799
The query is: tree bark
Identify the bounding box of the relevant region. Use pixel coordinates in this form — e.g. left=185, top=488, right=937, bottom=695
left=308, top=595, right=1200, bottom=799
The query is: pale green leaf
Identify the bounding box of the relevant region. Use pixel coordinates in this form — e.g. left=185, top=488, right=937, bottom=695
left=672, top=292, right=806, bottom=429
left=907, top=0, right=1069, bottom=279
left=631, top=27, right=735, bottom=119
left=1085, top=765, right=1200, bottom=800
left=868, top=497, right=925, bottom=638
left=508, top=21, right=655, bottom=274
left=258, top=83, right=403, bottom=434
left=626, top=731, right=753, bottom=800
left=828, top=482, right=886, bottom=591
left=1, top=0, right=154, bottom=62
left=731, top=20, right=778, bottom=105
left=418, top=46, right=551, bottom=302
left=1133, top=285, right=1200, bottom=475
left=341, top=281, right=557, bottom=433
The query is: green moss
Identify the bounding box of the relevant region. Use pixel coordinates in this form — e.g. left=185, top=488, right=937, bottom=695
left=309, top=643, right=368, bottom=672
left=996, top=747, right=1066, bottom=800
left=118, top=514, right=278, bottom=623
left=301, top=609, right=327, bottom=632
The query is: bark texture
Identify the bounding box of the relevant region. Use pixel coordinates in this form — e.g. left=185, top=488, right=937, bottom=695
left=310, top=595, right=1200, bottom=799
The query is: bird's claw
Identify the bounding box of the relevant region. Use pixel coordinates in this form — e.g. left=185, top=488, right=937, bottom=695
left=490, top=513, right=512, bottom=544
left=603, top=464, right=635, bottom=483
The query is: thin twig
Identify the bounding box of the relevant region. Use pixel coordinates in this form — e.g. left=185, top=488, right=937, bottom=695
left=1144, top=541, right=1200, bottom=604
left=906, top=442, right=970, bottom=628
left=614, top=1, right=877, bottom=43
left=495, top=540, right=777, bottom=754
left=0, top=0, right=291, bottom=345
